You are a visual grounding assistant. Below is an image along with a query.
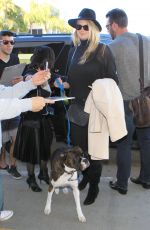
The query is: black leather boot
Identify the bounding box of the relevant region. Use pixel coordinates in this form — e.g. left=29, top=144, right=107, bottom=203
left=26, top=174, right=42, bottom=192
left=83, top=183, right=99, bottom=205
left=38, top=168, right=49, bottom=185
left=83, top=160, right=102, bottom=205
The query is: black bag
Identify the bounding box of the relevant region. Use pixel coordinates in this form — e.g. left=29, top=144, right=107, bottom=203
left=131, top=33, right=150, bottom=128
left=67, top=103, right=89, bottom=127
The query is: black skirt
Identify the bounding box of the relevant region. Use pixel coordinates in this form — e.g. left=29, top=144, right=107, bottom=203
left=14, top=115, right=53, bottom=164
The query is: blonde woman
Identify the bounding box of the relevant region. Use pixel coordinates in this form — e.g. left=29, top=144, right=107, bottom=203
left=62, top=8, right=118, bottom=205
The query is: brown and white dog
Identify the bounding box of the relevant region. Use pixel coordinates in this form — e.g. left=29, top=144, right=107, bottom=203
left=44, top=146, right=90, bottom=222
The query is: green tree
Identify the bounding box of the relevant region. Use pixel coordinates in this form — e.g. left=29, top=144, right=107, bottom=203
left=49, top=17, right=72, bottom=33
left=0, top=0, right=72, bottom=33
left=24, top=0, right=71, bottom=33
left=0, top=0, right=27, bottom=32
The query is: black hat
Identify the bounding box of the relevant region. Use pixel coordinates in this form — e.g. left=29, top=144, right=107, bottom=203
left=68, top=8, right=102, bottom=31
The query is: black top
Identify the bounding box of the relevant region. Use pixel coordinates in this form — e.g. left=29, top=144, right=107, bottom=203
left=67, top=41, right=118, bottom=105
left=0, top=53, right=19, bottom=78
left=22, top=68, right=51, bottom=119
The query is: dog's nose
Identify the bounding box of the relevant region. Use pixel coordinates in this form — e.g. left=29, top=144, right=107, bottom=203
left=80, top=158, right=90, bottom=171
left=82, top=158, right=89, bottom=164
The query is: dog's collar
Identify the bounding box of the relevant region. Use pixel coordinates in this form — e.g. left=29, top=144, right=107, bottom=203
left=64, top=164, right=77, bottom=174
left=64, top=164, right=78, bottom=181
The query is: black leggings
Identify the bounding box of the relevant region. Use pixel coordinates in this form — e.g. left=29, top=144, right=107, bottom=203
left=70, top=122, right=102, bottom=184
left=70, top=122, right=88, bottom=151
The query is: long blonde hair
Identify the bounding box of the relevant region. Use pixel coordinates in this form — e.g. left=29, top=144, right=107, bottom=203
left=72, top=21, right=100, bottom=64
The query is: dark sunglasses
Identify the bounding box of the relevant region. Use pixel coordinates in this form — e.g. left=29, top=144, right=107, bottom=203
left=106, top=23, right=112, bottom=30
left=76, top=24, right=89, bottom=31
left=0, top=40, right=15, bottom=45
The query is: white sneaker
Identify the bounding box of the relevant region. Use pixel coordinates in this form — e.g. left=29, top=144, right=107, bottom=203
left=0, top=210, right=14, bottom=221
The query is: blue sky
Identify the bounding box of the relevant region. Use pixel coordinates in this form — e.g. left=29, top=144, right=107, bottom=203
left=13, top=0, right=150, bottom=35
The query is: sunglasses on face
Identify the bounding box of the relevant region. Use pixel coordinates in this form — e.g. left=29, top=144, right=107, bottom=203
left=76, top=24, right=89, bottom=31
left=0, top=40, right=15, bottom=45
left=106, top=23, right=112, bottom=30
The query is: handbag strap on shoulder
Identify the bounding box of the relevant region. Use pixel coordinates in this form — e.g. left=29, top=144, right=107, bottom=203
left=136, top=33, right=144, bottom=92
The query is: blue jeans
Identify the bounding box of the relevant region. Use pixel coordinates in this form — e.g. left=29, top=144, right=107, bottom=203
left=0, top=174, right=4, bottom=211
left=116, top=101, right=150, bottom=189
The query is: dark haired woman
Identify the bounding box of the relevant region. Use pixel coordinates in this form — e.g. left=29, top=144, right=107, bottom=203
left=14, top=46, right=55, bottom=192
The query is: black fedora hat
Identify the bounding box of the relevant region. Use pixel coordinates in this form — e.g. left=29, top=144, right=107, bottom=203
left=68, top=8, right=102, bottom=31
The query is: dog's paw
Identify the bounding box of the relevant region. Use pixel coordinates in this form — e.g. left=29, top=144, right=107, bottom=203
left=55, top=188, right=60, bottom=194
left=63, top=187, right=69, bottom=194
left=44, top=206, right=51, bottom=215
left=78, top=215, right=86, bottom=223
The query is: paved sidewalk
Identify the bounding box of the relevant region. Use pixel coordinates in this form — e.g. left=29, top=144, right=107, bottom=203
left=0, top=145, right=150, bottom=230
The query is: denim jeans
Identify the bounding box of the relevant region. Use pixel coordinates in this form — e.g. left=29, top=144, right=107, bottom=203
left=0, top=174, right=4, bottom=211
left=136, top=127, right=150, bottom=182
left=116, top=101, right=150, bottom=189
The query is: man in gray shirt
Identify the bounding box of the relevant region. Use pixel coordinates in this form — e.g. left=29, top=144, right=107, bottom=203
left=105, top=8, right=150, bottom=194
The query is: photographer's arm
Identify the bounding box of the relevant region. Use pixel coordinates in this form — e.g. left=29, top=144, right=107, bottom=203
left=0, top=70, right=50, bottom=99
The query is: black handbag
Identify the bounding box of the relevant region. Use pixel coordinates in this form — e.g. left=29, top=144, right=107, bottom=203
left=67, top=103, right=89, bottom=127
left=131, top=33, right=150, bottom=128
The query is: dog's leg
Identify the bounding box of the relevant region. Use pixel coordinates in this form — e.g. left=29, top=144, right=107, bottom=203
left=72, top=185, right=86, bottom=223
left=44, top=183, right=54, bottom=215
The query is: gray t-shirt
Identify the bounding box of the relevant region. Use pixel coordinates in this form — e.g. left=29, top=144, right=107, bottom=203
left=108, top=32, right=150, bottom=100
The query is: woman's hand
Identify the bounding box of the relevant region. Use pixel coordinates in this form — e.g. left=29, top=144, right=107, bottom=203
left=54, top=77, right=70, bottom=89
left=63, top=82, right=70, bottom=89
left=54, top=77, right=63, bottom=88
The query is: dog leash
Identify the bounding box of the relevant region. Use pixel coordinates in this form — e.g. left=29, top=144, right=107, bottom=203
left=55, top=78, right=71, bottom=146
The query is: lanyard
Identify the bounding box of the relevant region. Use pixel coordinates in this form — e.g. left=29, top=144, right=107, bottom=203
left=55, top=78, right=71, bottom=146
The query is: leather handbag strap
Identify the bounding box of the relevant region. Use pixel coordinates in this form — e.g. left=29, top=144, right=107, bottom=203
left=136, top=33, right=144, bottom=92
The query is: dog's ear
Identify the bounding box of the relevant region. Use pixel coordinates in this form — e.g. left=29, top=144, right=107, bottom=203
left=63, top=147, right=82, bottom=170
left=63, top=148, right=73, bottom=165
left=71, top=146, right=83, bottom=154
